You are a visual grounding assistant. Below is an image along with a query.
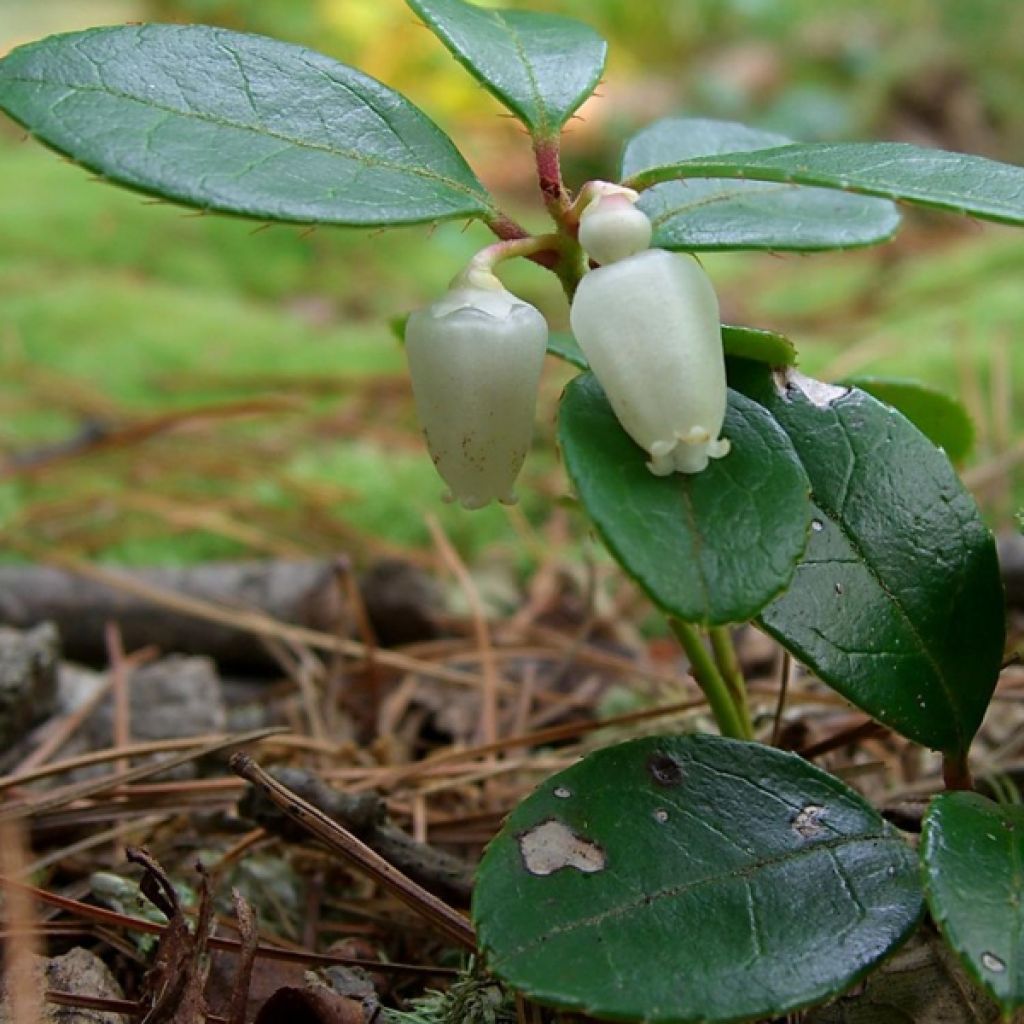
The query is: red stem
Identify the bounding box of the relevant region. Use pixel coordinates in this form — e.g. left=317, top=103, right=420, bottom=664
left=487, top=212, right=529, bottom=241
left=485, top=213, right=559, bottom=271
left=534, top=138, right=567, bottom=209
left=942, top=751, right=974, bottom=791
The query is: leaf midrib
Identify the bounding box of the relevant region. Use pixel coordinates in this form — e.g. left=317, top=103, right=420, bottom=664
left=489, top=9, right=549, bottom=135
left=497, top=830, right=898, bottom=962
left=818, top=410, right=965, bottom=751
left=624, top=143, right=1024, bottom=223
left=649, top=181, right=794, bottom=228
left=0, top=72, right=494, bottom=211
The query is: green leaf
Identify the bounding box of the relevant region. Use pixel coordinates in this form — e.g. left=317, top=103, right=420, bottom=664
left=473, top=734, right=923, bottom=1024
left=842, top=376, right=975, bottom=463
left=0, top=25, right=494, bottom=225
left=407, top=0, right=606, bottom=138
left=546, top=331, right=587, bottom=369
left=548, top=325, right=796, bottom=372
left=624, top=135, right=1024, bottom=228
left=729, top=361, right=1005, bottom=755
left=922, top=792, right=1024, bottom=1016
left=558, top=373, right=812, bottom=625
left=722, top=324, right=798, bottom=367
left=621, top=119, right=901, bottom=251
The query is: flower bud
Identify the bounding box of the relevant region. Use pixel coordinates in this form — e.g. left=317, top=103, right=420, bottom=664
left=578, top=184, right=652, bottom=266
left=569, top=248, right=730, bottom=476
left=405, top=277, right=548, bottom=509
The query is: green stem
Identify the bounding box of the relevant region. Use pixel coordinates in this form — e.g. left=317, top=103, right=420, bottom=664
left=669, top=619, right=748, bottom=740
left=460, top=233, right=565, bottom=281
left=461, top=230, right=584, bottom=302
left=708, top=626, right=754, bottom=739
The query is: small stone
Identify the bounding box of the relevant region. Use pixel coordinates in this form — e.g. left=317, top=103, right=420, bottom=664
left=0, top=623, right=59, bottom=753
left=85, top=655, right=226, bottom=780
left=0, top=947, right=124, bottom=1024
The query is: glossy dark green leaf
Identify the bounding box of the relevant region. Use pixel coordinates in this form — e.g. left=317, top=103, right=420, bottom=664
left=624, top=136, right=1024, bottom=228
left=474, top=734, right=923, bottom=1024
left=621, top=119, right=900, bottom=251
left=0, top=25, right=494, bottom=225
left=842, top=376, right=975, bottom=463
left=548, top=325, right=796, bottom=372
left=722, top=324, right=798, bottom=367
left=730, top=361, right=1005, bottom=755
left=922, top=792, right=1024, bottom=1014
left=558, top=373, right=812, bottom=625
left=407, top=0, right=606, bottom=137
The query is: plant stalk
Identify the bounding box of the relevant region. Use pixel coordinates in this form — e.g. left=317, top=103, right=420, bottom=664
left=942, top=751, right=974, bottom=792
left=669, top=619, right=748, bottom=741
left=533, top=137, right=570, bottom=223
left=708, top=626, right=754, bottom=739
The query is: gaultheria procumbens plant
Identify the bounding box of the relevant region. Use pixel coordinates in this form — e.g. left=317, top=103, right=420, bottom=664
left=3, top=3, right=1020, bottom=1019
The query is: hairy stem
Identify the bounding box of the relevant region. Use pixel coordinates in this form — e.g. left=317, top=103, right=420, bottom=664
left=669, top=620, right=748, bottom=740
left=533, top=138, right=569, bottom=222
left=486, top=211, right=528, bottom=241
left=708, top=626, right=754, bottom=740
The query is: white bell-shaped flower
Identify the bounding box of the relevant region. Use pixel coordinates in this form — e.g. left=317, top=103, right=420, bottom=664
left=405, top=272, right=548, bottom=509
left=570, top=248, right=730, bottom=476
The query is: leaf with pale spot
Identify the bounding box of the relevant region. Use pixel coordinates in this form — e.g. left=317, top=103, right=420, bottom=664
left=922, top=792, right=1024, bottom=1016
left=474, top=734, right=923, bottom=1023
left=728, top=360, right=1004, bottom=755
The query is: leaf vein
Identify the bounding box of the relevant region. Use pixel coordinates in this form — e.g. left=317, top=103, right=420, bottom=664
left=500, top=833, right=894, bottom=962
left=2, top=73, right=493, bottom=212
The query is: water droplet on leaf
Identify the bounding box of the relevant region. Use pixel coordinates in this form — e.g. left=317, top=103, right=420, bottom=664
left=982, top=952, right=1006, bottom=973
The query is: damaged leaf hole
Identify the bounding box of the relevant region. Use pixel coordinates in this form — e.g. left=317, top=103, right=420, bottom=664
left=773, top=368, right=850, bottom=409
left=653, top=808, right=669, bottom=824
left=792, top=804, right=827, bottom=839
left=647, top=752, right=684, bottom=787
left=553, top=786, right=572, bottom=799
left=518, top=819, right=607, bottom=877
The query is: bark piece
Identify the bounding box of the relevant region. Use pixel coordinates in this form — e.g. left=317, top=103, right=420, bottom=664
left=238, top=767, right=474, bottom=908
left=0, top=562, right=346, bottom=670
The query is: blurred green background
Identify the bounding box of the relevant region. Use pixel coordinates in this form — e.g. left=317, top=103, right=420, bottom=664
left=2, top=0, right=1023, bottom=568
